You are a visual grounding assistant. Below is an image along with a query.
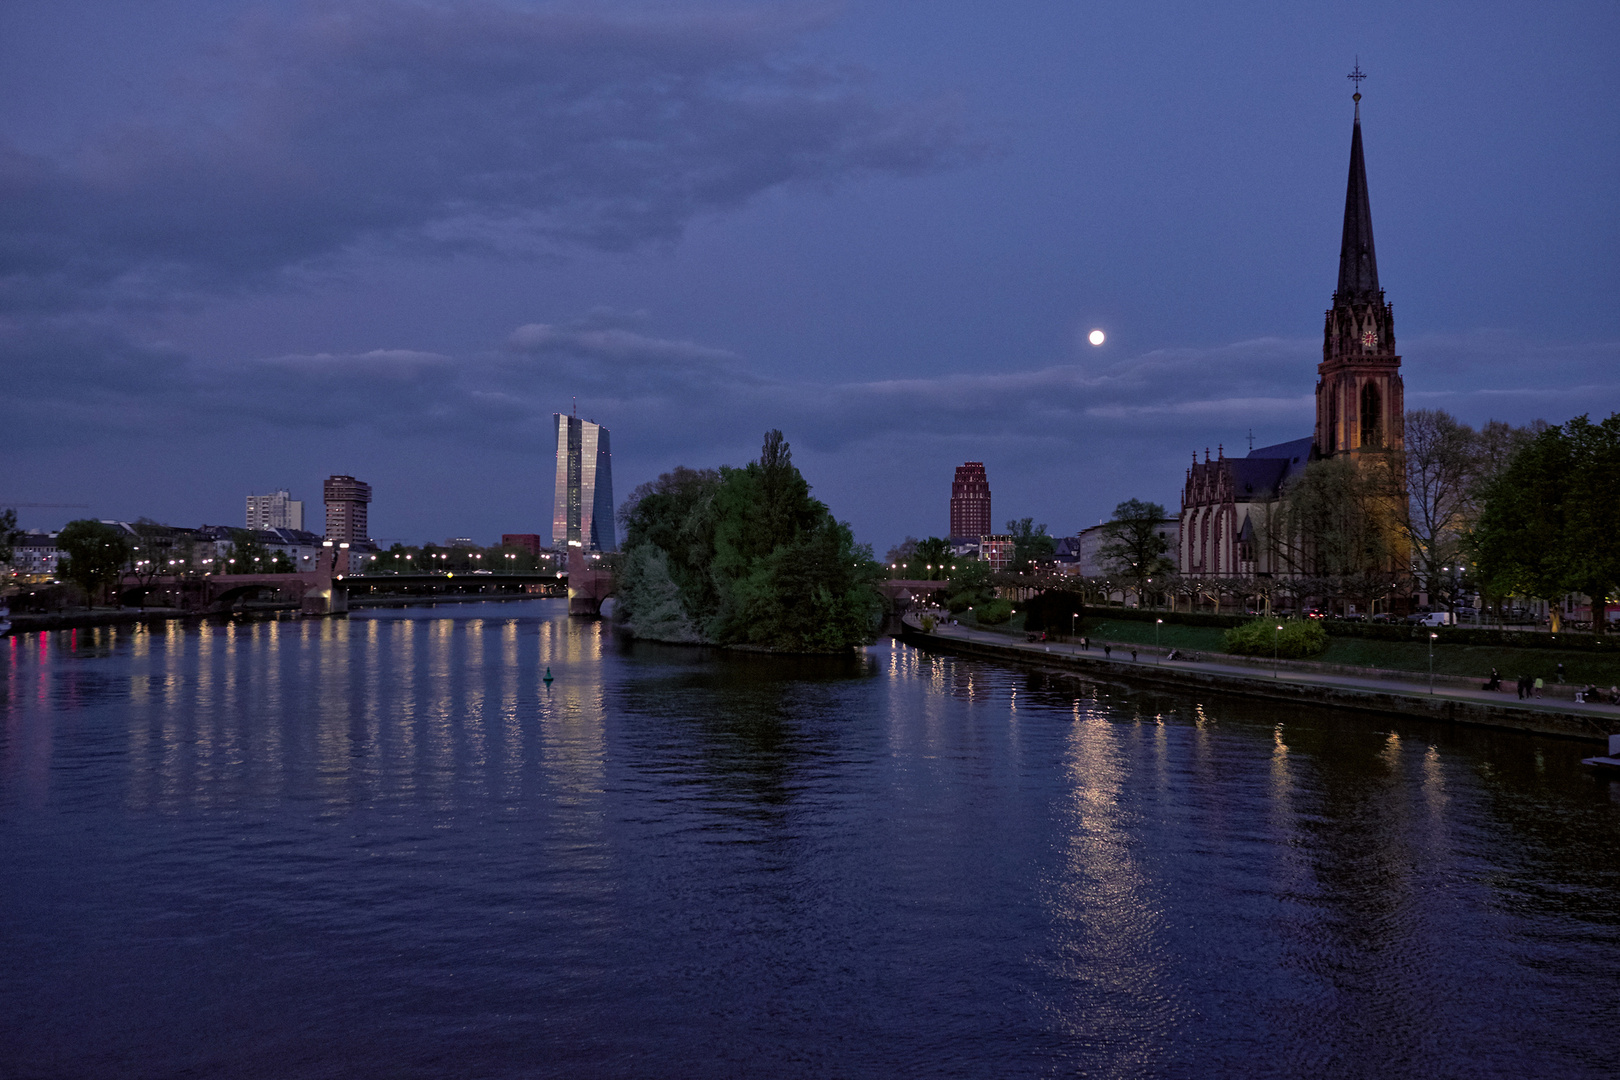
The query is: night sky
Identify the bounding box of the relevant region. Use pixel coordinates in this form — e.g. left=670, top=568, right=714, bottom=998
left=3, top=1, right=1615, bottom=551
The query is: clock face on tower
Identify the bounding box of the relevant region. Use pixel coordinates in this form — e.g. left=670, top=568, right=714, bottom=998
left=1361, top=329, right=1378, bottom=349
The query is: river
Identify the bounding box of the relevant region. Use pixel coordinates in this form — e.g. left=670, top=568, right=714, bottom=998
left=2, top=600, right=1616, bottom=1078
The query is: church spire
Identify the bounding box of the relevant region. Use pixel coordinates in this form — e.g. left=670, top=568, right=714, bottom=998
left=1336, top=71, right=1379, bottom=303
left=1316, top=64, right=1403, bottom=462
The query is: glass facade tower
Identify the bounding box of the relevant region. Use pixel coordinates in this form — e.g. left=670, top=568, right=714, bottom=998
left=551, top=414, right=616, bottom=552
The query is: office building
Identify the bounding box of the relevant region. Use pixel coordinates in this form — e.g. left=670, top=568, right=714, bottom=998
left=246, top=489, right=303, bottom=531
left=949, top=462, right=992, bottom=540
left=551, top=414, right=616, bottom=552
left=323, top=475, right=371, bottom=544
left=502, top=534, right=543, bottom=556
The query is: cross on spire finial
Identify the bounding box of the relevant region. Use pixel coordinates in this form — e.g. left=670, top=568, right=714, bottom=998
left=1348, top=59, right=1366, bottom=101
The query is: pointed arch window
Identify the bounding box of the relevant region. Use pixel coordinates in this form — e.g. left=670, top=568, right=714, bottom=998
left=1360, top=381, right=1382, bottom=447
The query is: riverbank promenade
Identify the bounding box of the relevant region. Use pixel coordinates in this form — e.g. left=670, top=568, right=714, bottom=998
left=902, top=614, right=1617, bottom=743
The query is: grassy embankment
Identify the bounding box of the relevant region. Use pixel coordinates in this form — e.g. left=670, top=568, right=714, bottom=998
left=957, top=611, right=1620, bottom=685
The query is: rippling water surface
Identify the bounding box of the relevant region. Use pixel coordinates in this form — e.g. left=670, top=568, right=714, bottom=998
left=2, top=600, right=1617, bottom=1078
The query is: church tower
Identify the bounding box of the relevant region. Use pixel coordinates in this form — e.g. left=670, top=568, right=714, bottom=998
left=1314, top=86, right=1404, bottom=459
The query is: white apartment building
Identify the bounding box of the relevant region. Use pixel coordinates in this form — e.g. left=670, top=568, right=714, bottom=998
left=246, top=489, right=304, bottom=531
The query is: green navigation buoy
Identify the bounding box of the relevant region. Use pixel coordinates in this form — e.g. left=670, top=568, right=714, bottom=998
left=543, top=666, right=554, bottom=688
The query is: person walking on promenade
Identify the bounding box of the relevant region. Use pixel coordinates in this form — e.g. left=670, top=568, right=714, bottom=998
left=1131, top=648, right=1138, bottom=663
left=1534, top=677, right=1545, bottom=698
left=1516, top=675, right=1528, bottom=700
left=1103, top=643, right=1111, bottom=659
left=1556, top=662, right=1565, bottom=684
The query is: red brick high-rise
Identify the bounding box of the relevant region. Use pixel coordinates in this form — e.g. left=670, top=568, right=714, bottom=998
left=323, top=475, right=371, bottom=544
left=950, top=462, right=992, bottom=539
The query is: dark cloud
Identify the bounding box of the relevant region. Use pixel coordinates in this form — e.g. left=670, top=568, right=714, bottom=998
left=14, top=313, right=1614, bottom=460
left=0, top=1, right=970, bottom=315
left=5, top=311, right=1618, bottom=544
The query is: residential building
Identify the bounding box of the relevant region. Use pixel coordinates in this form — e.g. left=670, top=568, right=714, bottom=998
left=324, top=475, right=372, bottom=544
left=246, top=489, right=304, bottom=531
left=267, top=528, right=327, bottom=571
left=10, top=531, right=60, bottom=578
left=1072, top=520, right=1182, bottom=578
left=551, top=414, right=616, bottom=552
left=949, top=462, right=992, bottom=541
left=980, top=535, right=1014, bottom=572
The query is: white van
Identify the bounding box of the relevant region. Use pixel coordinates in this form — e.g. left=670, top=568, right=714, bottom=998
left=1416, top=611, right=1454, bottom=627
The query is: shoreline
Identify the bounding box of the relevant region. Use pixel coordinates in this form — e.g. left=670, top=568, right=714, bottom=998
left=900, top=617, right=1614, bottom=744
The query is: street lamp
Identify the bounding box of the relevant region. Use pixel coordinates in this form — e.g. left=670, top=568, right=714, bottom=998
left=1429, top=632, right=1438, bottom=693
left=1156, top=618, right=1163, bottom=663
left=1274, top=623, right=1283, bottom=678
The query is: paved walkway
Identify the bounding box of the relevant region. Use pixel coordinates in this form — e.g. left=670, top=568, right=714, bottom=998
left=908, top=616, right=1620, bottom=730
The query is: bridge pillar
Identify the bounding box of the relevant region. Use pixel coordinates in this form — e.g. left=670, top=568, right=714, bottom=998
left=566, top=545, right=612, bottom=616
left=299, top=548, right=346, bottom=614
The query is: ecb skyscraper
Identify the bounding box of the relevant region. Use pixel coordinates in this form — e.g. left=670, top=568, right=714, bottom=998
left=551, top=414, right=616, bottom=552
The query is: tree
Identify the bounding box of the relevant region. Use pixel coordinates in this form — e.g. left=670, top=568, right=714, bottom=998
left=1474, top=414, right=1620, bottom=634
left=1562, top=414, right=1620, bottom=633
left=904, top=537, right=953, bottom=580
left=885, top=537, right=919, bottom=569
left=1021, top=589, right=1085, bottom=635
left=223, top=530, right=272, bottom=574
left=1282, top=454, right=1406, bottom=616
left=0, top=508, right=21, bottom=570
left=56, top=519, right=131, bottom=607
left=616, top=433, right=882, bottom=651
left=1006, top=518, right=1055, bottom=572
left=1097, top=500, right=1174, bottom=604
left=1403, top=409, right=1477, bottom=611
left=944, top=556, right=994, bottom=613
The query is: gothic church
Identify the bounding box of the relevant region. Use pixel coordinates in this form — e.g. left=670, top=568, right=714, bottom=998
left=1179, top=88, right=1405, bottom=578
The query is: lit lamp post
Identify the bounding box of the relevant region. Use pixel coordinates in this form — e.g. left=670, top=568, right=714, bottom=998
left=1429, top=632, right=1438, bottom=693
left=1156, top=618, right=1163, bottom=663
left=1274, top=623, right=1283, bottom=678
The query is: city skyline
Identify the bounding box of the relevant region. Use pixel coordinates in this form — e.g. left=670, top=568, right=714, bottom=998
left=1, top=2, right=1615, bottom=551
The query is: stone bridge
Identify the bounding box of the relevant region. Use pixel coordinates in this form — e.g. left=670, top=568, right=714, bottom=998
left=120, top=548, right=565, bottom=614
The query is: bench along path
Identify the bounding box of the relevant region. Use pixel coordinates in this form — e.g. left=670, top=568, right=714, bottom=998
left=900, top=615, right=1617, bottom=743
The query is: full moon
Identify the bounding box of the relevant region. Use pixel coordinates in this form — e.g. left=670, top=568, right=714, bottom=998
left=1088, top=329, right=1106, bottom=346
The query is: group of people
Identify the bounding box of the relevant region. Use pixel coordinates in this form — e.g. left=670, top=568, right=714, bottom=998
left=1482, top=666, right=1620, bottom=705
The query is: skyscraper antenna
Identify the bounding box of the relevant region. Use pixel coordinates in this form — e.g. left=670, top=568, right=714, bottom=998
left=1248, top=428, right=1255, bottom=452
left=572, top=396, right=577, bottom=418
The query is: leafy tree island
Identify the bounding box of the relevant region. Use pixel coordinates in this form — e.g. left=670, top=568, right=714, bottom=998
left=614, top=431, right=885, bottom=652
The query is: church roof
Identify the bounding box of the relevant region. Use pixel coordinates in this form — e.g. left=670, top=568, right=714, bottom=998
left=1228, top=457, right=1291, bottom=499
left=1248, top=436, right=1314, bottom=462
left=1336, top=108, right=1380, bottom=302
left=1232, top=435, right=1316, bottom=498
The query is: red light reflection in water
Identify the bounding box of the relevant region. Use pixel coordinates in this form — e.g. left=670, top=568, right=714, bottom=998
left=2, top=632, right=55, bottom=809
